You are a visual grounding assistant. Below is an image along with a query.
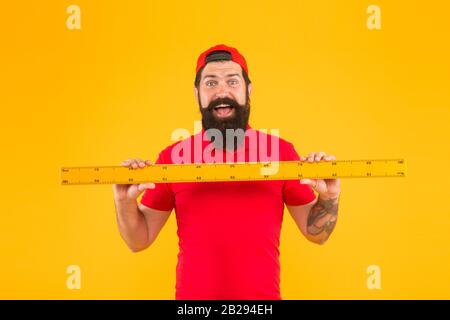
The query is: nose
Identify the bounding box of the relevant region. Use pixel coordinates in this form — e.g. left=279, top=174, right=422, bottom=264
left=213, top=82, right=231, bottom=99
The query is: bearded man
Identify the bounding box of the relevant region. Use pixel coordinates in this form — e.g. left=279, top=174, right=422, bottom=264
left=112, top=44, right=341, bottom=300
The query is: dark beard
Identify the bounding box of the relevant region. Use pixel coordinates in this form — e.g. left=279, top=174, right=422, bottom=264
left=199, top=94, right=250, bottom=151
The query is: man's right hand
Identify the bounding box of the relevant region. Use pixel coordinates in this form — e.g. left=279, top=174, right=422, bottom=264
left=112, top=158, right=155, bottom=202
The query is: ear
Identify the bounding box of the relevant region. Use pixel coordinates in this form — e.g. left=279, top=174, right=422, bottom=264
left=194, top=86, right=199, bottom=104
left=247, top=83, right=252, bottom=97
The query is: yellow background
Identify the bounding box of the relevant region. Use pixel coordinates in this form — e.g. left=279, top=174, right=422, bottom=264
left=1, top=0, right=449, bottom=299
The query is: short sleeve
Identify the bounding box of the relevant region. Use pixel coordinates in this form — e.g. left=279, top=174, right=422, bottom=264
left=282, top=143, right=317, bottom=206
left=139, top=151, right=175, bottom=211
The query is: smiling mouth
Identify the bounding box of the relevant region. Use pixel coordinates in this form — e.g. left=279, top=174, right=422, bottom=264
left=213, top=104, right=234, bottom=118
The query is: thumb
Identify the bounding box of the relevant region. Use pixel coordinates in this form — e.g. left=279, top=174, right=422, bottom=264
left=137, top=183, right=155, bottom=192
left=299, top=179, right=312, bottom=185
left=300, top=179, right=319, bottom=190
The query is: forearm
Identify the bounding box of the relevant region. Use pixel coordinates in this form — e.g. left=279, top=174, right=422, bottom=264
left=306, top=194, right=340, bottom=244
left=114, top=198, right=150, bottom=251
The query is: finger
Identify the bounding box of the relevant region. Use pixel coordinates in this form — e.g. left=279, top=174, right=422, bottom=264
left=325, top=155, right=336, bottom=161
left=315, top=151, right=326, bottom=161
left=121, top=159, right=132, bottom=166
left=133, top=158, right=145, bottom=168
left=307, top=152, right=316, bottom=162
left=145, top=160, right=153, bottom=165
left=131, top=160, right=139, bottom=168
left=122, top=162, right=133, bottom=167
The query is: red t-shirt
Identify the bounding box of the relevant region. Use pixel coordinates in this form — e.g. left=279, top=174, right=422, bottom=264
left=140, top=125, right=316, bottom=299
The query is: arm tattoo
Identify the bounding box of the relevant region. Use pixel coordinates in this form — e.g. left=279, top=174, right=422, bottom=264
left=307, top=195, right=340, bottom=238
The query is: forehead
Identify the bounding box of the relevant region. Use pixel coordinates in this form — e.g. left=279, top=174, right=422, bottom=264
left=201, top=60, right=243, bottom=79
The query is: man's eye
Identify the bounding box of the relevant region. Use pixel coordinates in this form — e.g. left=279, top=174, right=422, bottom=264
left=228, top=80, right=238, bottom=85
left=206, top=81, right=217, bottom=87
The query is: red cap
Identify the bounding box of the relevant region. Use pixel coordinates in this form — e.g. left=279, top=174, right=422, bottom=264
left=195, top=44, right=249, bottom=76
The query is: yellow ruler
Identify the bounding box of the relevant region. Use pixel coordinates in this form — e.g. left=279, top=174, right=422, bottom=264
left=61, top=159, right=407, bottom=185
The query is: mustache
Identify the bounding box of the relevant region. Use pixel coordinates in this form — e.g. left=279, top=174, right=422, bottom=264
left=206, top=97, right=241, bottom=111
left=200, top=94, right=251, bottom=151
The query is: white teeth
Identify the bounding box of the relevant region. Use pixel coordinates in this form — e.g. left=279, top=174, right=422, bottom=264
left=215, top=104, right=231, bottom=109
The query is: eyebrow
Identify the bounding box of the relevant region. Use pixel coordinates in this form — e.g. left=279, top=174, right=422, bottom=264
left=203, top=73, right=242, bottom=80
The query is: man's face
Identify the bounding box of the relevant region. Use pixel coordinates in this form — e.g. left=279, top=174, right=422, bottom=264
left=195, top=60, right=252, bottom=138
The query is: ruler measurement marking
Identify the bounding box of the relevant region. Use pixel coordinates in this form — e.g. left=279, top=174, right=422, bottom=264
left=61, top=159, right=407, bottom=185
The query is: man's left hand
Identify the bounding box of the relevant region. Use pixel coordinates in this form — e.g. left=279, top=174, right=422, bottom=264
left=299, top=151, right=341, bottom=200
